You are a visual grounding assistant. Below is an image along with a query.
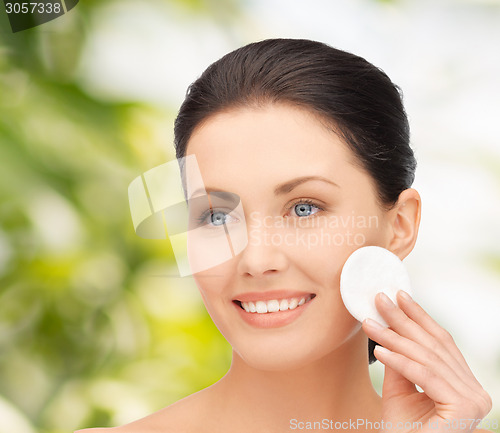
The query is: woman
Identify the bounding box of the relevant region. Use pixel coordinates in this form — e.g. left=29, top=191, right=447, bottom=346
left=77, top=39, right=492, bottom=432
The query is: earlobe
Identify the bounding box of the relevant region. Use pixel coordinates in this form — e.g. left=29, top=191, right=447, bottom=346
left=387, top=188, right=421, bottom=260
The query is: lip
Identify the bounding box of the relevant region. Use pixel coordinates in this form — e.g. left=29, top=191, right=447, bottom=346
left=232, top=291, right=316, bottom=329
left=233, top=290, right=315, bottom=303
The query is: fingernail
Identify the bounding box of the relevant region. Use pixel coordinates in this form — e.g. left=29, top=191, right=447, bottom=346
left=364, top=318, right=385, bottom=330
left=379, top=292, right=395, bottom=307
left=398, top=290, right=413, bottom=302
left=374, top=345, right=391, bottom=355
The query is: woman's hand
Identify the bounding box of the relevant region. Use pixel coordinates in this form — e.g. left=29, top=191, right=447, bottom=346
left=362, top=290, right=493, bottom=433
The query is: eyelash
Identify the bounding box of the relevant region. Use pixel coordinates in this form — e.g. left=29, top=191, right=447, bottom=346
left=196, top=198, right=324, bottom=226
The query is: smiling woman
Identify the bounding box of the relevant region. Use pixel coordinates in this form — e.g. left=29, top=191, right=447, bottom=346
left=75, top=39, right=492, bottom=433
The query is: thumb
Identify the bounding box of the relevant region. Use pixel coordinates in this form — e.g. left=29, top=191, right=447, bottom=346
left=382, top=363, right=417, bottom=400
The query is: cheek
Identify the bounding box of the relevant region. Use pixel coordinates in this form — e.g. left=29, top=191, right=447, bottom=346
left=193, top=274, right=231, bottom=340
left=193, top=268, right=228, bottom=301
left=192, top=262, right=234, bottom=320
left=285, top=223, right=363, bottom=276
left=285, top=232, right=356, bottom=323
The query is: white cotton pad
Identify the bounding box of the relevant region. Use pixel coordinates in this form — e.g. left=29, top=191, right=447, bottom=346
left=340, top=246, right=412, bottom=327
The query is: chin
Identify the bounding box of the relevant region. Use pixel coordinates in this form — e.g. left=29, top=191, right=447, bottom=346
left=228, top=319, right=363, bottom=372
left=230, top=336, right=337, bottom=372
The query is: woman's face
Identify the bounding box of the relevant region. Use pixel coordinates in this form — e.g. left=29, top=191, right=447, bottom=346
left=184, top=103, right=394, bottom=371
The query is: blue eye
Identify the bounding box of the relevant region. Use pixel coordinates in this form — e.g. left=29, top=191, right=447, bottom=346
left=209, top=211, right=227, bottom=226
left=291, top=200, right=322, bottom=217
left=196, top=209, right=236, bottom=227
left=294, top=203, right=313, bottom=217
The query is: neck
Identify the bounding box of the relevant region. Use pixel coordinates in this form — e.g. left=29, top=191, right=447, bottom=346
left=213, top=329, right=382, bottom=432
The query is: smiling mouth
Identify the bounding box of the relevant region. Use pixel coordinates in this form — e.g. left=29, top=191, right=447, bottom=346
left=233, top=294, right=316, bottom=314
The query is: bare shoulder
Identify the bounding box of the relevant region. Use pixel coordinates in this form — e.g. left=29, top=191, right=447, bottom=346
left=74, top=386, right=217, bottom=433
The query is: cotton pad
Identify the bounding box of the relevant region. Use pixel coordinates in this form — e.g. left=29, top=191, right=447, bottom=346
left=340, top=246, right=412, bottom=327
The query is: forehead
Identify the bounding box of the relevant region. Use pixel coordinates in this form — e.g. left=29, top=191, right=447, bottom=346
left=184, top=104, right=359, bottom=188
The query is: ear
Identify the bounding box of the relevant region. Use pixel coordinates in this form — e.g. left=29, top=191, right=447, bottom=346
left=386, top=188, right=421, bottom=260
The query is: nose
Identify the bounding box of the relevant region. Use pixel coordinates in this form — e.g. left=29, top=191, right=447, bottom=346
left=236, top=213, right=289, bottom=278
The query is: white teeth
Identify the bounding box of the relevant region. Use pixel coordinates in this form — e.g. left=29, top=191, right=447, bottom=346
left=279, top=299, right=289, bottom=311
left=239, top=295, right=314, bottom=314
left=255, top=301, right=268, bottom=313
left=267, top=300, right=280, bottom=312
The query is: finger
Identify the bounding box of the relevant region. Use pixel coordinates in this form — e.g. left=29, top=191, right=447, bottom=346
left=363, top=318, right=473, bottom=398
left=373, top=345, right=462, bottom=406
left=375, top=291, right=482, bottom=393
left=396, top=292, right=470, bottom=367
left=398, top=291, right=482, bottom=389
left=382, top=364, right=417, bottom=400
left=381, top=293, right=494, bottom=419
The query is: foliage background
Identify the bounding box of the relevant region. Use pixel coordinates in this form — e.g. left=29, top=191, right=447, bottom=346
left=0, top=1, right=499, bottom=432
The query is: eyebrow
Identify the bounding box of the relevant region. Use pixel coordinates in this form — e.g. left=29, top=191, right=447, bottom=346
left=188, top=175, right=339, bottom=200
left=188, top=189, right=237, bottom=201
left=273, top=175, right=339, bottom=196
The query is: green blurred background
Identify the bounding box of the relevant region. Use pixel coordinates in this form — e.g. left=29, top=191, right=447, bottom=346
left=0, top=1, right=499, bottom=432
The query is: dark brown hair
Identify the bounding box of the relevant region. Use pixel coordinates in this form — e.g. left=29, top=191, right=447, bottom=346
left=174, top=38, right=417, bottom=363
